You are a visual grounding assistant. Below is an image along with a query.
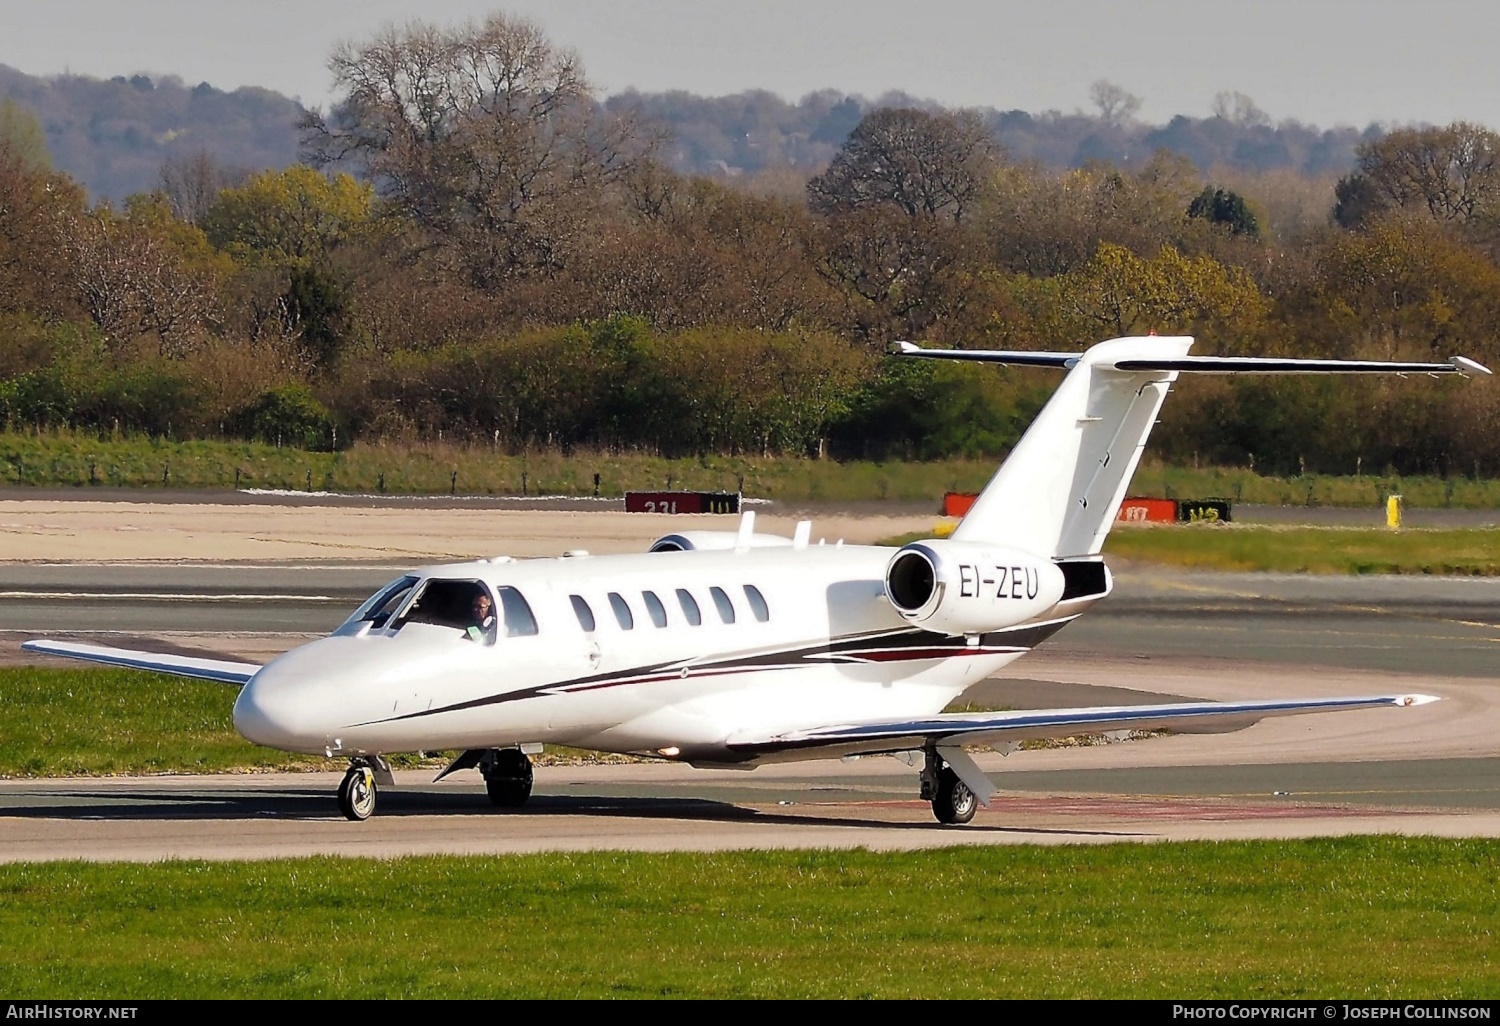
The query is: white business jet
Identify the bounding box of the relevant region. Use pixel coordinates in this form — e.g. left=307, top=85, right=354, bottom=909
left=23, top=336, right=1491, bottom=822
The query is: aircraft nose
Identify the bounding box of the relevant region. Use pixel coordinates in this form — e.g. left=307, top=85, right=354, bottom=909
left=233, top=671, right=304, bottom=750
left=232, top=637, right=366, bottom=753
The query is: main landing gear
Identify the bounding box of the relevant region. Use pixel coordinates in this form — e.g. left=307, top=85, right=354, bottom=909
left=919, top=750, right=977, bottom=825
left=480, top=748, right=534, bottom=808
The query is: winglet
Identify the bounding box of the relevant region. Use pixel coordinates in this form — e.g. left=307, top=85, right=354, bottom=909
left=1398, top=694, right=1442, bottom=706
left=1450, top=356, right=1493, bottom=376
left=888, top=340, right=921, bottom=355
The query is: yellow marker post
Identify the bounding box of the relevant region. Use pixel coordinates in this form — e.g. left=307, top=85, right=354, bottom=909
left=1386, top=494, right=1403, bottom=530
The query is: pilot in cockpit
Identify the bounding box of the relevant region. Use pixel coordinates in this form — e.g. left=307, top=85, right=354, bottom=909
left=466, top=591, right=497, bottom=643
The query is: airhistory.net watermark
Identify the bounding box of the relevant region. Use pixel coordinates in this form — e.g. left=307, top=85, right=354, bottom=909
left=4, top=1007, right=137, bottom=1020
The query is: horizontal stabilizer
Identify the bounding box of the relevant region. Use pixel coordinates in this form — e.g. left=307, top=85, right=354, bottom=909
left=892, top=341, right=1489, bottom=377
left=729, top=693, right=1438, bottom=760
left=21, top=639, right=260, bottom=686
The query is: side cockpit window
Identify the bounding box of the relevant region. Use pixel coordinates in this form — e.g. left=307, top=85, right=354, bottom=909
left=394, top=579, right=495, bottom=636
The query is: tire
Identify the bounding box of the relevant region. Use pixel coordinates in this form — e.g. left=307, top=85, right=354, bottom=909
left=931, top=766, right=976, bottom=825
left=483, top=748, right=534, bottom=808
left=338, top=765, right=377, bottom=821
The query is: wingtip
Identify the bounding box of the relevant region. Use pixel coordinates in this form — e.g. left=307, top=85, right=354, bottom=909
left=1398, top=694, right=1442, bottom=707
left=888, top=340, right=921, bottom=355
left=1450, top=356, right=1493, bottom=376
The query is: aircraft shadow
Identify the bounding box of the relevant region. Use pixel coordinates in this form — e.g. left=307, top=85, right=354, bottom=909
left=0, top=786, right=1143, bottom=837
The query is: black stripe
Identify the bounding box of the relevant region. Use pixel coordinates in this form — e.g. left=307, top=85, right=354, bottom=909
left=348, top=616, right=1078, bottom=727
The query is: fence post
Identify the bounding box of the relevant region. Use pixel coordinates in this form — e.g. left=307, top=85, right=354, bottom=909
left=162, top=463, right=170, bottom=487
left=451, top=470, right=457, bottom=495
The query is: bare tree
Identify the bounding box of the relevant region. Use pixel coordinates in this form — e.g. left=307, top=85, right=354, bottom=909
left=1345, top=123, right=1500, bottom=225
left=806, top=108, right=998, bottom=224
left=159, top=150, right=247, bottom=226
left=1090, top=80, right=1142, bottom=128
left=301, top=13, right=655, bottom=288
left=1211, top=91, right=1270, bottom=127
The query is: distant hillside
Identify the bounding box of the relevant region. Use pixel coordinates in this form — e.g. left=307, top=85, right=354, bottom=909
left=609, top=89, right=1374, bottom=181
left=0, top=64, right=1373, bottom=201
left=0, top=64, right=301, bottom=201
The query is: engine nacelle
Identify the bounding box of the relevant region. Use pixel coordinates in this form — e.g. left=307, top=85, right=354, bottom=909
left=884, top=539, right=1065, bottom=634
left=649, top=532, right=792, bottom=553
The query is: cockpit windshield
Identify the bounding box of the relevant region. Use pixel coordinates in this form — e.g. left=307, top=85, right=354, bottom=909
left=347, top=576, right=419, bottom=629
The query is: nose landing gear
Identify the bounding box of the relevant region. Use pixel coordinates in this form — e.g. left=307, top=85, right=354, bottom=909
left=337, top=755, right=394, bottom=821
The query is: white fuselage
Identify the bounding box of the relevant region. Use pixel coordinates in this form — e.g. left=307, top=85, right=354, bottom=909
left=232, top=544, right=1081, bottom=766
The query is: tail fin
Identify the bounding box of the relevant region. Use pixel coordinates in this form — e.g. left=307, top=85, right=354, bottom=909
left=895, top=336, right=1486, bottom=559
left=951, top=336, right=1188, bottom=558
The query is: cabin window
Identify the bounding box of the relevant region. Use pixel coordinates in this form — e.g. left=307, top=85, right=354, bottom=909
left=710, top=586, right=736, bottom=624
left=676, top=588, right=702, bottom=626
left=642, top=590, right=668, bottom=628
left=350, top=575, right=419, bottom=629
left=743, top=585, right=770, bottom=623
left=609, top=592, right=635, bottom=630
left=570, top=594, right=596, bottom=632
left=498, top=586, right=538, bottom=637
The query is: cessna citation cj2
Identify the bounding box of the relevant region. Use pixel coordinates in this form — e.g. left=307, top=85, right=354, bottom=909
left=24, top=336, right=1492, bottom=822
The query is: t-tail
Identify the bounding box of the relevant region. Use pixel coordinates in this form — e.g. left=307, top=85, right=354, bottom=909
left=893, top=337, right=1490, bottom=559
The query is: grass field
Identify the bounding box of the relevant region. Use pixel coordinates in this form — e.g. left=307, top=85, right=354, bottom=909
left=0, top=839, right=1492, bottom=997
left=0, top=668, right=322, bottom=776
left=3, top=430, right=1500, bottom=507
left=881, top=525, right=1500, bottom=575
left=1104, top=525, right=1500, bottom=575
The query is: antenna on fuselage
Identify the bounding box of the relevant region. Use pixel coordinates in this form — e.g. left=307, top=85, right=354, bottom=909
left=793, top=520, right=811, bottom=549
left=734, top=510, right=756, bottom=551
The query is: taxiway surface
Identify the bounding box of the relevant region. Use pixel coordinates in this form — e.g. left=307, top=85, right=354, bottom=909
left=0, top=497, right=1495, bottom=859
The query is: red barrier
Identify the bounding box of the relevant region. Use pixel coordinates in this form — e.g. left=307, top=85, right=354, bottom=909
left=943, top=492, right=978, bottom=517
left=624, top=491, right=740, bottom=514
left=1116, top=497, right=1178, bottom=523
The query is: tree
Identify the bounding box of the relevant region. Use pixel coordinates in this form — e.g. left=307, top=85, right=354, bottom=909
left=807, top=108, right=998, bottom=224
left=1187, top=186, right=1260, bottom=238
left=203, top=165, right=372, bottom=264
left=0, top=100, right=50, bottom=170
left=1210, top=91, right=1269, bottom=127
left=301, top=13, right=651, bottom=288
left=159, top=151, right=246, bottom=226
left=1090, top=81, right=1141, bottom=128
left=64, top=195, right=227, bottom=357
left=1337, top=123, right=1500, bottom=228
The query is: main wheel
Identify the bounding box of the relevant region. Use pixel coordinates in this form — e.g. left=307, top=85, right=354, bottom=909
left=931, top=766, right=976, bottom=825
left=338, top=764, right=377, bottom=821
left=483, top=748, right=534, bottom=808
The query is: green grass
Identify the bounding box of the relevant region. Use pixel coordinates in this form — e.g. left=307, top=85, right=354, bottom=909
left=0, top=839, right=1492, bottom=997
left=879, top=525, right=1500, bottom=575
left=1104, top=525, right=1500, bottom=575
left=4, top=429, right=1500, bottom=507
left=0, top=668, right=324, bottom=776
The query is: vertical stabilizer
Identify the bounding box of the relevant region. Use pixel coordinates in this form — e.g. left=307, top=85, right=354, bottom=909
left=950, top=336, right=1189, bottom=557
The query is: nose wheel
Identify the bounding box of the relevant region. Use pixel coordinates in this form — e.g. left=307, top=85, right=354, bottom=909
left=481, top=748, right=534, bottom=807
left=337, top=762, right=378, bottom=821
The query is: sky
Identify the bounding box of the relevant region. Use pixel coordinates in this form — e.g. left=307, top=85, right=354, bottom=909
left=0, top=0, right=1496, bottom=128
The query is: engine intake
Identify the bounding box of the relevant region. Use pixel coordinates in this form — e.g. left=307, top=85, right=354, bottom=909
left=884, top=539, right=1066, bottom=634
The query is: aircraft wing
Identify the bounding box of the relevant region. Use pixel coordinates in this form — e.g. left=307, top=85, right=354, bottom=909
left=21, top=640, right=261, bottom=686
left=728, top=693, right=1438, bottom=762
